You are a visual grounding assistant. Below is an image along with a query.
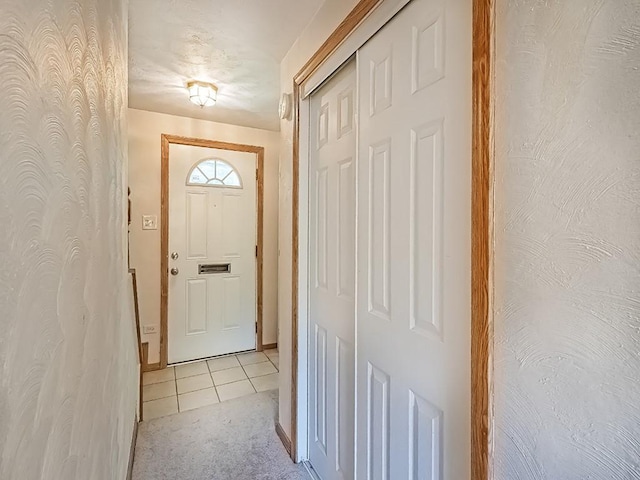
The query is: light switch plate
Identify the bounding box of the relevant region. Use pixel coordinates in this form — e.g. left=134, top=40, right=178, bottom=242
left=142, top=215, right=157, bottom=230
left=143, top=325, right=158, bottom=334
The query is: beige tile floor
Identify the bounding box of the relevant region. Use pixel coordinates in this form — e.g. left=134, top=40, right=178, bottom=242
left=142, top=348, right=279, bottom=421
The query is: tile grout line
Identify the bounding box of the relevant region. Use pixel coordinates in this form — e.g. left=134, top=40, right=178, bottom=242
left=174, top=367, right=178, bottom=405
left=207, top=358, right=221, bottom=404
left=209, top=355, right=247, bottom=392
left=238, top=358, right=258, bottom=393
left=209, top=360, right=217, bottom=397
left=174, top=371, right=179, bottom=411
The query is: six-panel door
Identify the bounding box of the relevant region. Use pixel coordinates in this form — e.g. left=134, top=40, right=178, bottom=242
left=168, top=145, right=257, bottom=364
left=356, top=0, right=472, bottom=478
left=308, top=60, right=357, bottom=480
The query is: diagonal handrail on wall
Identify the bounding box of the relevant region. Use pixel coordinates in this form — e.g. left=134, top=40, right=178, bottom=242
left=129, top=268, right=144, bottom=420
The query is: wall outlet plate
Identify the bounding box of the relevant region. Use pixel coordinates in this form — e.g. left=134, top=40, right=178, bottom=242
left=142, top=215, right=157, bottom=230
left=143, top=325, right=158, bottom=334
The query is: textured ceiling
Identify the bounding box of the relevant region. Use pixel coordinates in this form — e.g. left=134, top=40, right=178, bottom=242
left=129, top=0, right=321, bottom=131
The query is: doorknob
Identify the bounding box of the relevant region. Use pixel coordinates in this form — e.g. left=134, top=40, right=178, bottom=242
left=171, top=252, right=179, bottom=260
left=170, top=268, right=179, bottom=276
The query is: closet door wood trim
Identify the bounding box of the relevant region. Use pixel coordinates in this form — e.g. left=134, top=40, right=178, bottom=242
left=471, top=1, right=495, bottom=478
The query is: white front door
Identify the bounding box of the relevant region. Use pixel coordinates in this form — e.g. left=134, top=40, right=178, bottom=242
left=356, top=0, right=472, bottom=478
left=308, top=59, right=357, bottom=480
left=168, top=145, right=257, bottom=364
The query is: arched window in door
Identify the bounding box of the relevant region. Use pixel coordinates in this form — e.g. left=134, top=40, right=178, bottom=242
left=186, top=158, right=243, bottom=188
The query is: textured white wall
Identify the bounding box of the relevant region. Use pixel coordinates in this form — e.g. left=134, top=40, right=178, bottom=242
left=494, top=1, right=640, bottom=478
left=128, top=108, right=281, bottom=364
left=0, top=0, right=138, bottom=478
left=278, top=0, right=359, bottom=441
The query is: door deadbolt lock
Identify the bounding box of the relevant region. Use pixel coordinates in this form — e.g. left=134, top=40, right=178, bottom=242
left=170, top=268, right=179, bottom=276
left=171, top=252, right=179, bottom=260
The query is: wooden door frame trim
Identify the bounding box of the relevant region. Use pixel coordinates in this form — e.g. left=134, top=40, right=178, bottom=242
left=160, top=134, right=265, bottom=369
left=289, top=0, right=494, bottom=476
left=471, top=1, right=495, bottom=477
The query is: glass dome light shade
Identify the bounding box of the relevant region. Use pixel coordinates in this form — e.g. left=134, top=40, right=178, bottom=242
left=187, top=81, right=218, bottom=107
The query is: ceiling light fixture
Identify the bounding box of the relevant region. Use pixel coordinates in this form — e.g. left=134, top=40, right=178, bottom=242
left=187, top=81, right=218, bottom=107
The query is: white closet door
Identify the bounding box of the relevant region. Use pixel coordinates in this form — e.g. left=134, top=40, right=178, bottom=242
left=356, top=0, right=472, bottom=478
left=308, top=59, right=357, bottom=480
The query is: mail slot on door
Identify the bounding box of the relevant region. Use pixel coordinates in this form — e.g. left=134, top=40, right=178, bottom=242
left=198, top=263, right=231, bottom=274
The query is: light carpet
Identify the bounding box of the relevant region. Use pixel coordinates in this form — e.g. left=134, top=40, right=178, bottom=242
left=132, top=390, right=310, bottom=480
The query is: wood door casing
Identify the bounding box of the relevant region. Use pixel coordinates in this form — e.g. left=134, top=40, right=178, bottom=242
left=159, top=136, right=265, bottom=369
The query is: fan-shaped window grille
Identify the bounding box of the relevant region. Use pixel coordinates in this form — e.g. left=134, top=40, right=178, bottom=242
left=187, top=159, right=242, bottom=188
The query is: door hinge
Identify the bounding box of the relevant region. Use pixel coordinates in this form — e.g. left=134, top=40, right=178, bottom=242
left=255, top=245, right=258, bottom=257
left=255, top=322, right=258, bottom=333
